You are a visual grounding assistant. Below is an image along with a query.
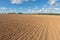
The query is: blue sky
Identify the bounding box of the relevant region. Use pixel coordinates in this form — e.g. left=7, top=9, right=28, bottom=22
left=0, top=0, right=60, bottom=13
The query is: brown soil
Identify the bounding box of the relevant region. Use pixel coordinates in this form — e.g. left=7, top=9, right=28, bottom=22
left=0, top=14, right=60, bottom=40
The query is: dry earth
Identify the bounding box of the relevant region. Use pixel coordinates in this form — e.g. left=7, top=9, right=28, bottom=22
left=0, top=14, right=60, bottom=40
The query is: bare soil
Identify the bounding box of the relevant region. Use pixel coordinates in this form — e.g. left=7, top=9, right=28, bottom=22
left=0, top=14, right=60, bottom=40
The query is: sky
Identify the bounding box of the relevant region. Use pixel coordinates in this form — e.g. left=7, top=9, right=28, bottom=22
left=0, top=0, right=60, bottom=13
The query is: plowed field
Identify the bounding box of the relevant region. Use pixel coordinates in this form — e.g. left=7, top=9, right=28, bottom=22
left=0, top=14, right=60, bottom=40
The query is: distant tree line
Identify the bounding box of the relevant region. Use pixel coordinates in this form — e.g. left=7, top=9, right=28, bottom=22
left=8, top=12, right=23, bottom=14
left=26, top=13, right=60, bottom=15
left=37, top=13, right=60, bottom=15
left=1, top=13, right=60, bottom=15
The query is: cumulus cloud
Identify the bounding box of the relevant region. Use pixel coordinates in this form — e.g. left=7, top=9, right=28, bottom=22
left=41, top=7, right=60, bottom=13
left=10, top=0, right=36, bottom=4
left=49, top=0, right=56, bottom=5
left=0, top=7, right=11, bottom=10
left=27, top=6, right=41, bottom=13
left=10, top=0, right=23, bottom=4
left=0, top=7, right=6, bottom=10
left=27, top=7, right=60, bottom=13
left=49, top=0, right=60, bottom=6
left=0, top=7, right=17, bottom=13
left=28, top=9, right=31, bottom=12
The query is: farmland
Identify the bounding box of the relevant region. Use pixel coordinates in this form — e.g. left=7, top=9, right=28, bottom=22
left=0, top=14, right=60, bottom=40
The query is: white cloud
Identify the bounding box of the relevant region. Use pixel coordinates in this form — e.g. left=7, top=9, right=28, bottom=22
left=10, top=0, right=23, bottom=4
left=28, top=9, right=31, bottom=12
left=49, top=0, right=56, bottom=5
left=27, top=6, right=40, bottom=13
left=10, top=0, right=36, bottom=4
left=0, top=7, right=17, bottom=13
left=33, top=6, right=39, bottom=10
left=27, top=7, right=60, bottom=13
left=41, top=7, right=60, bottom=13
left=49, top=0, right=60, bottom=6
left=0, top=7, right=6, bottom=10
left=0, top=7, right=11, bottom=10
